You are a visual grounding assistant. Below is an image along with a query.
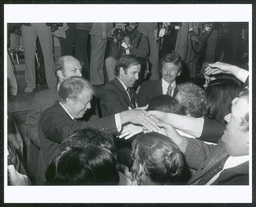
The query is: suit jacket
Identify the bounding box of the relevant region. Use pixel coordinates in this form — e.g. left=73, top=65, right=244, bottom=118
left=138, top=80, right=178, bottom=107
left=185, top=139, right=249, bottom=185
left=100, top=78, right=141, bottom=117
left=198, top=118, right=226, bottom=143
left=38, top=101, right=118, bottom=169
left=25, top=86, right=58, bottom=147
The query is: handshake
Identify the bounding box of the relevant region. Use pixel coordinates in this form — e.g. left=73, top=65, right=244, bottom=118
left=118, top=106, right=166, bottom=139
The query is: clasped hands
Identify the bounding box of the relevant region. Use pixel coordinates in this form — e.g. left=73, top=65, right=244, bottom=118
left=119, top=106, right=171, bottom=139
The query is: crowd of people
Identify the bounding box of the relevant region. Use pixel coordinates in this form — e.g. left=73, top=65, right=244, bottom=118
left=7, top=22, right=250, bottom=186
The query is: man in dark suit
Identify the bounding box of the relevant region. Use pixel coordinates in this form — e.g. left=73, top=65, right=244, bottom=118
left=38, top=76, right=158, bottom=183
left=138, top=52, right=183, bottom=106
left=148, top=88, right=249, bottom=185
left=25, top=56, right=82, bottom=146
left=100, top=55, right=141, bottom=117
left=24, top=55, right=83, bottom=183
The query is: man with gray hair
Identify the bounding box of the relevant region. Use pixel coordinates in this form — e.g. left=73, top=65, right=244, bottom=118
left=25, top=55, right=82, bottom=147
left=38, top=76, right=158, bottom=182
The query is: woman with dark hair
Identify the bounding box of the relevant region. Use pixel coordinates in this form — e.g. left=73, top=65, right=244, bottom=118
left=148, top=95, right=185, bottom=115
left=204, top=78, right=241, bottom=124
left=45, top=146, right=119, bottom=185
left=130, top=132, right=185, bottom=185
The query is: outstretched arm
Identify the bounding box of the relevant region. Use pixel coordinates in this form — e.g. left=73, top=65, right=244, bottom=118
left=147, top=111, right=204, bottom=138
left=204, top=62, right=248, bottom=83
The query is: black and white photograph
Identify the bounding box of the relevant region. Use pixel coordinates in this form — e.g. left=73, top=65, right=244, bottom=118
left=3, top=3, right=253, bottom=204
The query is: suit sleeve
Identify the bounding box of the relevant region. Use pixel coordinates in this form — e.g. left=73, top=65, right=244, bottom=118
left=40, top=108, right=118, bottom=144
left=24, top=93, right=42, bottom=146
left=184, top=138, right=218, bottom=170
left=100, top=89, right=128, bottom=117
left=198, top=118, right=225, bottom=143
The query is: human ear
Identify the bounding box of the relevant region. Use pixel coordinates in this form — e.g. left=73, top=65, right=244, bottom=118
left=120, top=67, right=125, bottom=75
left=57, top=70, right=64, bottom=79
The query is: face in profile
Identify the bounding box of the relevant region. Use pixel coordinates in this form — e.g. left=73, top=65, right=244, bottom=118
left=119, top=64, right=141, bottom=88
left=68, top=89, right=92, bottom=119
left=161, top=62, right=180, bottom=84
left=221, top=96, right=249, bottom=156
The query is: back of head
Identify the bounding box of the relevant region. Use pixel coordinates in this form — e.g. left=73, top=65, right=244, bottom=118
left=58, top=127, right=115, bottom=154
left=205, top=78, right=242, bottom=124
left=46, top=146, right=119, bottom=185
left=131, top=132, right=184, bottom=185
left=58, top=76, right=94, bottom=103
left=115, top=55, right=141, bottom=76
left=148, top=95, right=185, bottom=115
left=176, top=82, right=205, bottom=118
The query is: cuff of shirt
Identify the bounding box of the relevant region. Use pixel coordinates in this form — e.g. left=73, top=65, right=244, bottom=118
left=193, top=118, right=204, bottom=138
left=115, top=113, right=122, bottom=132
left=236, top=69, right=249, bottom=83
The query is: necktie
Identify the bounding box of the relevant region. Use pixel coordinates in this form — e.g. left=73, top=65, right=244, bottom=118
left=127, top=88, right=136, bottom=109
left=166, top=84, right=173, bottom=96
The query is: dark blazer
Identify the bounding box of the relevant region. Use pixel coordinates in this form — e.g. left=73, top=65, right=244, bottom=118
left=38, top=101, right=118, bottom=169
left=100, top=78, right=140, bottom=117
left=185, top=139, right=249, bottom=185
left=138, top=80, right=178, bottom=107
left=25, top=86, right=58, bottom=147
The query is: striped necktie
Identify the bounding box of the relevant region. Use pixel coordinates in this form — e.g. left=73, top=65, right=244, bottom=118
left=127, top=88, right=136, bottom=109
left=166, top=84, right=173, bottom=96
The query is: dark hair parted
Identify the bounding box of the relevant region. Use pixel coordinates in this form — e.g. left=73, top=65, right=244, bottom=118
left=58, top=127, right=116, bottom=155
left=205, top=78, right=242, bottom=124
left=148, top=95, right=185, bottom=115
left=115, top=55, right=141, bottom=76
left=176, top=82, right=205, bottom=118
left=131, top=132, right=184, bottom=185
left=160, top=52, right=183, bottom=73
left=45, top=146, right=119, bottom=185
left=58, top=76, right=94, bottom=103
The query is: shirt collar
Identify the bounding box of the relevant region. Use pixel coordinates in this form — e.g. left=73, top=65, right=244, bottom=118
left=224, top=155, right=249, bottom=170
left=162, top=78, right=176, bottom=88
left=59, top=102, right=75, bottom=120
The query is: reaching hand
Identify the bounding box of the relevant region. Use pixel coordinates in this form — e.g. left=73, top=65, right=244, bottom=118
left=204, top=62, right=240, bottom=76
left=146, top=110, right=168, bottom=122
left=120, top=106, right=160, bottom=132
left=156, top=122, right=183, bottom=145
left=119, top=124, right=143, bottom=139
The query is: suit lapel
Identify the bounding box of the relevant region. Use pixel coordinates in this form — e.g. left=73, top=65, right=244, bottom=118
left=188, top=144, right=229, bottom=184
left=112, top=78, right=131, bottom=105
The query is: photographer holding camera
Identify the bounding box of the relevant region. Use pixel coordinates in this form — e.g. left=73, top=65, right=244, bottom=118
left=105, top=23, right=149, bottom=88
